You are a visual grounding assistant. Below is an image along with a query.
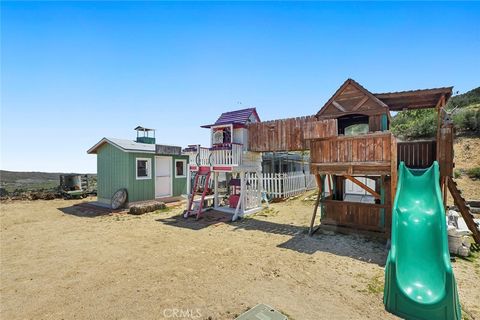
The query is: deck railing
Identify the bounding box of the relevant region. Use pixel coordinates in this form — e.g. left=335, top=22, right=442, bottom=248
left=211, top=143, right=243, bottom=166
left=184, top=143, right=243, bottom=167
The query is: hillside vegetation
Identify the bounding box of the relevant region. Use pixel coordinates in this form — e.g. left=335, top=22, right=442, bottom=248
left=0, top=170, right=95, bottom=193
left=391, top=86, right=480, bottom=140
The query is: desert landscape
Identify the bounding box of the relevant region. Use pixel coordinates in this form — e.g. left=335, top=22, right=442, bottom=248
left=1, top=196, right=479, bottom=320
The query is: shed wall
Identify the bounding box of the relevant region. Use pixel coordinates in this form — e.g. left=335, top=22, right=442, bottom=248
left=168, top=154, right=189, bottom=197
left=127, top=152, right=155, bottom=202
left=97, top=143, right=129, bottom=204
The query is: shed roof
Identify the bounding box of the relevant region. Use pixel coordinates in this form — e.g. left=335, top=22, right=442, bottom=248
left=373, top=87, right=453, bottom=111
left=201, top=108, right=260, bottom=128
left=87, top=137, right=156, bottom=154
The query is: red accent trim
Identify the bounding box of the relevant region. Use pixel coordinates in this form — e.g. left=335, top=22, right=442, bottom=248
left=213, top=166, right=233, bottom=171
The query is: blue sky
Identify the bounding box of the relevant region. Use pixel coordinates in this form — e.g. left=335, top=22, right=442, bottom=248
left=1, top=1, right=479, bottom=173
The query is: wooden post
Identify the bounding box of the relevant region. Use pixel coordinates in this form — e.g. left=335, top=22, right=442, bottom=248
left=443, top=176, right=448, bottom=209
left=213, top=172, right=219, bottom=208
left=327, top=174, right=333, bottom=196
left=309, top=173, right=322, bottom=236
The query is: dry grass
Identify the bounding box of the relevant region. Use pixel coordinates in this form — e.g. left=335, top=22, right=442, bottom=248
left=1, top=197, right=479, bottom=320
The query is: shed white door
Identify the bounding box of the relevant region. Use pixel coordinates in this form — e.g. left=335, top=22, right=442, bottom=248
left=155, top=156, right=172, bottom=198
left=345, top=177, right=376, bottom=195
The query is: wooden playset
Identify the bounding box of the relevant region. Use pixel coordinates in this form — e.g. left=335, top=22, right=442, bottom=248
left=184, top=79, right=480, bottom=245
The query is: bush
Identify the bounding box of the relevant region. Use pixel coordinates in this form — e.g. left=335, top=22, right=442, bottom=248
left=391, top=109, right=437, bottom=140
left=446, top=87, right=480, bottom=109
left=453, top=170, right=462, bottom=179
left=453, top=107, right=480, bottom=132
left=466, top=167, right=480, bottom=180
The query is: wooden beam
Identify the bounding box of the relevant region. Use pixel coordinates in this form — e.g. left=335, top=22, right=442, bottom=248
left=436, top=94, right=446, bottom=162
left=352, top=95, right=369, bottom=111
left=344, top=175, right=381, bottom=199
left=309, top=174, right=322, bottom=236
left=327, top=174, right=333, bottom=196
left=332, top=100, right=346, bottom=112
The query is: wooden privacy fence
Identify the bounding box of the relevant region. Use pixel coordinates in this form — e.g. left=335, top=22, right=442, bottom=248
left=321, top=200, right=390, bottom=232
left=248, top=116, right=337, bottom=152
left=311, top=132, right=393, bottom=164
left=397, top=140, right=436, bottom=169
left=246, top=171, right=317, bottom=199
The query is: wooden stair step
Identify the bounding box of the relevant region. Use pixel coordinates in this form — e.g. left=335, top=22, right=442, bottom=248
left=447, top=177, right=480, bottom=244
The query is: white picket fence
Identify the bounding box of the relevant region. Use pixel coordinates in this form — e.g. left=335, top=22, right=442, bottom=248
left=246, top=171, right=317, bottom=199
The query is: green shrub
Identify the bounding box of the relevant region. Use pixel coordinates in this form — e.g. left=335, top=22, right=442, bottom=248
left=453, top=107, right=480, bottom=132
left=391, top=109, right=437, bottom=140
left=446, top=87, right=480, bottom=109
left=466, top=167, right=480, bottom=180
left=453, top=170, right=462, bottom=179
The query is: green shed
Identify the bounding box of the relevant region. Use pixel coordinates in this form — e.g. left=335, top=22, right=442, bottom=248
left=87, top=131, right=188, bottom=206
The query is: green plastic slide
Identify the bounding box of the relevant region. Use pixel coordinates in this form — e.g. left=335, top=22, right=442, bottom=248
left=384, top=162, right=462, bottom=320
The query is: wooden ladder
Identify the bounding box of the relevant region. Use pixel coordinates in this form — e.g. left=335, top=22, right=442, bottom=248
left=447, top=177, right=480, bottom=244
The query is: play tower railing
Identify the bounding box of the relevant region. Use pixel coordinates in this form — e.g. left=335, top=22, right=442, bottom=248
left=183, top=143, right=243, bottom=169
left=210, top=143, right=243, bottom=166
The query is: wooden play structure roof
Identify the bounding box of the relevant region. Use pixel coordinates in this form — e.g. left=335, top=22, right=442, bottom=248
left=373, top=87, right=453, bottom=111
left=315, top=79, right=390, bottom=119
left=201, top=108, right=260, bottom=128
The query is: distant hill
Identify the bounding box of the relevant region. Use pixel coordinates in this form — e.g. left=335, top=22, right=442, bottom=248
left=391, top=86, right=479, bottom=140
left=0, top=170, right=96, bottom=192
left=447, top=86, right=480, bottom=109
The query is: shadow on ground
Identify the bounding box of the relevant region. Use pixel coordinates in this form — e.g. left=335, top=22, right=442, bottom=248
left=58, top=202, right=115, bottom=218
left=157, top=210, right=388, bottom=266
left=156, top=210, right=231, bottom=231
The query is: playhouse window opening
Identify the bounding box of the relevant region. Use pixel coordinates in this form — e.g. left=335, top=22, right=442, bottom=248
left=136, top=158, right=151, bottom=180
left=175, top=160, right=186, bottom=178
left=337, top=114, right=369, bottom=135
left=212, top=127, right=232, bottom=144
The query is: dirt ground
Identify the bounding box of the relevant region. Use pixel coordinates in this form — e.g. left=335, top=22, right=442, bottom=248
left=1, top=197, right=479, bottom=320
left=450, top=136, right=480, bottom=206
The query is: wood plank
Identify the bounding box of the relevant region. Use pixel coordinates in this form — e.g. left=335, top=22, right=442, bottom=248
left=352, top=95, right=369, bottom=111
left=332, top=100, right=346, bottom=112
left=344, top=175, right=381, bottom=199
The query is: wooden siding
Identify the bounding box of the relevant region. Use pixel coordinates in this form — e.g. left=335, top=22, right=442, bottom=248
left=368, top=114, right=383, bottom=132
left=310, top=132, right=394, bottom=175
left=156, top=145, right=182, bottom=156
left=97, top=146, right=188, bottom=204
left=97, top=143, right=130, bottom=203
left=438, top=124, right=454, bottom=177
left=171, top=155, right=189, bottom=196
left=247, top=117, right=337, bottom=152
left=397, top=140, right=436, bottom=169
left=316, top=80, right=389, bottom=119
left=321, top=199, right=389, bottom=232
left=127, top=152, right=155, bottom=202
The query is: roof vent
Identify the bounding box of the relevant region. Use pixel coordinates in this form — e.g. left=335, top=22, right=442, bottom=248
left=134, top=126, right=156, bottom=144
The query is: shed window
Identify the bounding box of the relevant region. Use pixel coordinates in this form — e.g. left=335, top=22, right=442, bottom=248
left=175, top=160, right=186, bottom=178
left=136, top=158, right=151, bottom=180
